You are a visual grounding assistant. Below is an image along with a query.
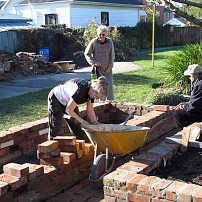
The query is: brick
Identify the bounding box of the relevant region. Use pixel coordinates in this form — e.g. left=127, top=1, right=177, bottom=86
left=0, top=173, right=20, bottom=191
left=0, top=140, right=14, bottom=149
left=117, top=164, right=142, bottom=173
left=104, top=170, right=125, bottom=187
left=165, top=181, right=187, bottom=201
left=151, top=179, right=173, bottom=198
left=3, top=163, right=29, bottom=178
left=60, top=152, right=76, bottom=163
left=76, top=150, right=84, bottom=159
left=37, top=148, right=60, bottom=159
left=127, top=160, right=150, bottom=174
left=53, top=136, right=76, bottom=145
left=76, top=140, right=85, bottom=150
left=40, top=156, right=64, bottom=167
left=0, top=181, right=8, bottom=196
left=23, top=163, right=44, bottom=180
left=153, top=105, right=169, bottom=111
left=38, top=128, right=49, bottom=136
left=126, top=174, right=148, bottom=192
left=113, top=189, right=127, bottom=200
left=128, top=192, right=150, bottom=202
left=37, top=140, right=59, bottom=153
left=59, top=144, right=79, bottom=152
left=85, top=143, right=94, bottom=155
left=134, top=152, right=163, bottom=171
left=137, top=176, right=161, bottom=194
left=193, top=187, right=202, bottom=202
left=178, top=184, right=201, bottom=202
left=0, top=131, right=13, bottom=143
left=0, top=147, right=10, bottom=157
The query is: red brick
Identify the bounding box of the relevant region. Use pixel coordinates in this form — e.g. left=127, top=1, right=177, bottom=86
left=103, top=186, right=114, bottom=196
left=37, top=140, right=59, bottom=153
left=193, top=187, right=202, bottom=202
left=0, top=131, right=13, bottom=143
left=178, top=184, right=201, bottom=202
left=52, top=174, right=66, bottom=186
left=0, top=147, right=10, bottom=157
left=3, top=163, right=29, bottom=178
left=60, top=152, right=76, bottom=163
left=76, top=150, right=84, bottom=159
left=153, top=105, right=169, bottom=111
left=53, top=136, right=76, bottom=146
left=37, top=148, right=60, bottom=159
left=137, top=176, right=161, bottom=194
left=0, top=173, right=22, bottom=191
left=85, top=143, right=94, bottom=153
left=104, top=170, right=125, bottom=187
left=128, top=192, right=150, bottom=202
left=104, top=195, right=116, bottom=202
left=76, top=140, right=85, bottom=150
left=151, top=179, right=173, bottom=198
left=117, top=164, right=142, bottom=173
left=165, top=181, right=187, bottom=201
left=0, top=140, right=14, bottom=149
left=59, top=144, right=79, bottom=152
left=23, top=163, right=44, bottom=180
left=113, top=189, right=127, bottom=200
left=85, top=151, right=94, bottom=161
left=34, top=134, right=48, bottom=144
left=0, top=181, right=8, bottom=196
left=40, top=156, right=64, bottom=167
left=126, top=174, right=148, bottom=192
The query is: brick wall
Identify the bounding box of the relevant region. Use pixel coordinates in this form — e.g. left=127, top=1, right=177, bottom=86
left=0, top=102, right=178, bottom=201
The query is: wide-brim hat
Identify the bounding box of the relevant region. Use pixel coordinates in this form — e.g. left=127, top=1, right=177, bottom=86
left=184, top=64, right=202, bottom=76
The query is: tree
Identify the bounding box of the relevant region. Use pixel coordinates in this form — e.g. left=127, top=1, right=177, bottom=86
left=159, top=0, right=202, bottom=27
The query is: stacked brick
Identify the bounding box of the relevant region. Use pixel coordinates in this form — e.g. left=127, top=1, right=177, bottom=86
left=16, top=51, right=59, bottom=76
left=0, top=52, right=60, bottom=80
left=0, top=136, right=94, bottom=201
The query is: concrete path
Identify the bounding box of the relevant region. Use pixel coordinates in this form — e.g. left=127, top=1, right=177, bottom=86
left=0, top=62, right=139, bottom=99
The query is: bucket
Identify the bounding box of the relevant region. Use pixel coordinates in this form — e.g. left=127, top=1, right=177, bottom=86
left=39, top=48, right=50, bottom=61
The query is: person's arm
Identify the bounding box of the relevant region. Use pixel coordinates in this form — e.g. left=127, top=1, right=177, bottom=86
left=65, top=98, right=83, bottom=122
left=86, top=100, right=97, bottom=123
left=84, top=39, right=97, bottom=66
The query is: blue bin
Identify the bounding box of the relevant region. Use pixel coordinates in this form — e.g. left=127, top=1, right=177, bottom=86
left=39, top=48, right=50, bottom=61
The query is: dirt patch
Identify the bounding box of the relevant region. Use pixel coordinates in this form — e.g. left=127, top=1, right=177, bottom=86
left=150, top=147, right=202, bottom=186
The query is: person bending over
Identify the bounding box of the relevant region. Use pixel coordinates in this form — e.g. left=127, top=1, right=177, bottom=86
left=48, top=76, right=109, bottom=141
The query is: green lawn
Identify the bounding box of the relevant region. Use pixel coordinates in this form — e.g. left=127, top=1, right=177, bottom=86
left=0, top=47, right=182, bottom=130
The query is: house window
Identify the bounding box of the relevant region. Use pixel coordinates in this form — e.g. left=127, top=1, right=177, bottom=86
left=101, top=12, right=109, bottom=26
left=165, top=13, right=170, bottom=18
left=45, top=14, right=58, bottom=25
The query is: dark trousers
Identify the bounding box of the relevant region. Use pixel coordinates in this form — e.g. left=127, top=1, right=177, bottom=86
left=48, top=89, right=90, bottom=142
left=173, top=108, right=202, bottom=130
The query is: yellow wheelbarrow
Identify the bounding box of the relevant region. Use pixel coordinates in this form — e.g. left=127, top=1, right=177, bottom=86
left=82, top=124, right=150, bottom=184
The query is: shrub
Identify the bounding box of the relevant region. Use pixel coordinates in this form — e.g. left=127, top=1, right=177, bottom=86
left=165, top=43, right=202, bottom=92
left=146, top=88, right=189, bottom=106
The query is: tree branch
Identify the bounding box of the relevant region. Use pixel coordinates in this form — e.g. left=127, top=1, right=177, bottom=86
left=160, top=0, right=202, bottom=27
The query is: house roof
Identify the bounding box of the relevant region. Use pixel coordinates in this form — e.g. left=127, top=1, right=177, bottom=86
left=17, top=0, right=143, bottom=6
left=0, top=1, right=6, bottom=9
left=163, top=17, right=186, bottom=27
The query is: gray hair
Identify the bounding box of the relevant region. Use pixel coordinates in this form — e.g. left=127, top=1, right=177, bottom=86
left=97, top=25, right=109, bottom=36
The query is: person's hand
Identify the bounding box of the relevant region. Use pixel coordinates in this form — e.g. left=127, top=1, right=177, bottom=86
left=80, top=119, right=89, bottom=127
left=104, top=68, right=111, bottom=74
left=92, top=121, right=102, bottom=125
left=95, top=62, right=102, bottom=67
left=175, top=102, right=185, bottom=110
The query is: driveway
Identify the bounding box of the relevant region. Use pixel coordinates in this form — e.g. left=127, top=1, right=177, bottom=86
left=0, top=62, right=140, bottom=99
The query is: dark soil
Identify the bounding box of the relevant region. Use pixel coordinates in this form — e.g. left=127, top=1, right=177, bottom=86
left=150, top=147, right=202, bottom=186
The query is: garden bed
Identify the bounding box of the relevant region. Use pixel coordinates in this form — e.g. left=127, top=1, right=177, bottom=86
left=150, top=147, right=202, bottom=186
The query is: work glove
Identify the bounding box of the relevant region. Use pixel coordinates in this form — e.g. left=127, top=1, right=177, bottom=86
left=80, top=119, right=90, bottom=127
left=92, top=121, right=102, bottom=125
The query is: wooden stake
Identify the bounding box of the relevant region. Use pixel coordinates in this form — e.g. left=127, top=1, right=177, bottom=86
left=180, top=127, right=191, bottom=153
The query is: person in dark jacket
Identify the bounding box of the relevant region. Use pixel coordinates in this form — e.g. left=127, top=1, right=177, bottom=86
left=173, top=64, right=202, bottom=130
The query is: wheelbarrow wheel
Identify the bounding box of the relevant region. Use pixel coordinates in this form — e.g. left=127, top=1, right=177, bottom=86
left=90, top=154, right=113, bottom=188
